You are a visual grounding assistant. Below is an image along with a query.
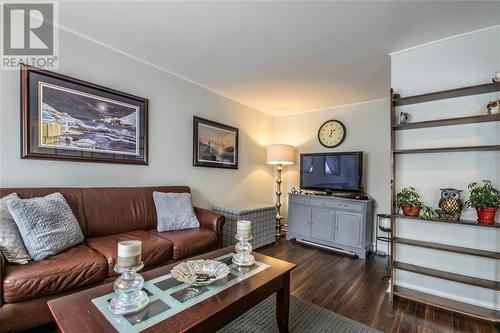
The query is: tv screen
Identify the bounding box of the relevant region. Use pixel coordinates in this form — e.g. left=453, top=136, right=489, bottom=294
left=300, top=152, right=363, bottom=192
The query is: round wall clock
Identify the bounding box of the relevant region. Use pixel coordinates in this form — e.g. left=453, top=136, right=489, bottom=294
left=318, top=120, right=346, bottom=148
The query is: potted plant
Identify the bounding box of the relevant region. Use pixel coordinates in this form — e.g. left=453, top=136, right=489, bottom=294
left=465, top=180, right=500, bottom=225
left=396, top=187, right=423, bottom=217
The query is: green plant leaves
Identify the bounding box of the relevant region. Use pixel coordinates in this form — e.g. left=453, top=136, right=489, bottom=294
left=465, top=180, right=500, bottom=208
left=421, top=205, right=438, bottom=220
left=396, top=187, right=423, bottom=209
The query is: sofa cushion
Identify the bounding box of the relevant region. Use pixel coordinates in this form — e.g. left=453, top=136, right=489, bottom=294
left=86, top=230, right=173, bottom=277
left=7, top=193, right=85, bottom=261
left=0, top=193, right=31, bottom=264
left=149, top=228, right=217, bottom=260
left=3, top=244, right=107, bottom=303
left=0, top=188, right=88, bottom=236
left=153, top=192, right=200, bottom=232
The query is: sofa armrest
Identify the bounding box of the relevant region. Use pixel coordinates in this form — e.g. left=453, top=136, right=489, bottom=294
left=194, top=207, right=225, bottom=248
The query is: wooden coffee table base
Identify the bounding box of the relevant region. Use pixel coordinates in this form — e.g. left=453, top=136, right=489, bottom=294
left=48, top=248, right=295, bottom=333
left=276, top=272, right=290, bottom=333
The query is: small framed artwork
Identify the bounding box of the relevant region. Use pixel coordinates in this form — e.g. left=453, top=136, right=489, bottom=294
left=21, top=65, right=148, bottom=164
left=193, top=116, right=238, bottom=169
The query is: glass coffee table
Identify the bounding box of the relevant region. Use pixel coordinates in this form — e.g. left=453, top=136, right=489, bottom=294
left=48, top=247, right=295, bottom=333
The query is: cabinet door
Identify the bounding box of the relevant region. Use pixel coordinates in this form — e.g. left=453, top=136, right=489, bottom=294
left=334, top=212, right=362, bottom=248
left=310, top=208, right=334, bottom=241
left=289, top=205, right=311, bottom=237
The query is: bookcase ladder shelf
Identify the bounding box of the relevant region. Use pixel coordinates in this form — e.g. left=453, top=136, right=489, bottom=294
left=394, top=237, right=500, bottom=259
left=393, top=145, right=500, bottom=155
left=392, top=81, right=500, bottom=106
left=394, top=261, right=500, bottom=290
left=389, top=82, right=500, bottom=323
left=392, top=213, right=500, bottom=228
left=393, top=113, right=500, bottom=130
left=393, top=286, right=500, bottom=323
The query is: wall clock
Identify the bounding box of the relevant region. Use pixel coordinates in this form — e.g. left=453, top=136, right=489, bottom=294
left=318, top=120, right=346, bottom=148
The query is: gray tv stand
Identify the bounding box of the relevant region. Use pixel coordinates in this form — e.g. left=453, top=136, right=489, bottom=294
left=286, top=193, right=373, bottom=259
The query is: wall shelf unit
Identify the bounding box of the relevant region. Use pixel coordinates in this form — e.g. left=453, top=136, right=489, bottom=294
left=392, top=82, right=500, bottom=106
left=394, top=261, right=500, bottom=291
left=393, top=113, right=500, bottom=130
left=392, top=213, right=500, bottom=229
left=394, top=237, right=500, bottom=259
left=393, top=286, right=500, bottom=324
left=393, top=145, right=500, bottom=154
left=389, top=82, right=500, bottom=323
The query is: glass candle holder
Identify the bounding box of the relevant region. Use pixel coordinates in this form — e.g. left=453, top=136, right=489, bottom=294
left=232, top=235, right=255, bottom=267
left=109, top=262, right=149, bottom=315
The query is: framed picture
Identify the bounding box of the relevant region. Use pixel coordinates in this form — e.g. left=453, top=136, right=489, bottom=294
left=193, top=116, right=238, bottom=169
left=21, top=65, right=148, bottom=165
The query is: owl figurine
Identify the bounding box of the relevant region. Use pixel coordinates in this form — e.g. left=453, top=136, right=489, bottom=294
left=436, top=188, right=463, bottom=221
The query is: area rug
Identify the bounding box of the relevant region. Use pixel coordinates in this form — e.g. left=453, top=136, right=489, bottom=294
left=218, top=295, right=381, bottom=333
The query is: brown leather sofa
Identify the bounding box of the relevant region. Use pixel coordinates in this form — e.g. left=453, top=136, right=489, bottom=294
left=0, top=186, right=225, bottom=332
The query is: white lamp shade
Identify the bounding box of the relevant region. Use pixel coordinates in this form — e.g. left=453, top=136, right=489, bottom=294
left=267, top=144, right=295, bottom=165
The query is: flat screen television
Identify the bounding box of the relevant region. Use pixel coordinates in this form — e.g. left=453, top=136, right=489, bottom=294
left=300, top=152, right=363, bottom=192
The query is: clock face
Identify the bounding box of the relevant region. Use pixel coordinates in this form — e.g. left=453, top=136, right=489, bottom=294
left=318, top=120, right=346, bottom=148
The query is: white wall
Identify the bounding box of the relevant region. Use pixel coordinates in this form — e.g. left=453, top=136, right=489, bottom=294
left=272, top=99, right=391, bottom=247
left=391, top=26, right=500, bottom=310
left=0, top=27, right=275, bottom=208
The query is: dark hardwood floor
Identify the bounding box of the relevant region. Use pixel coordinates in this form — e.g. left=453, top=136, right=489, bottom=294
left=256, top=238, right=499, bottom=333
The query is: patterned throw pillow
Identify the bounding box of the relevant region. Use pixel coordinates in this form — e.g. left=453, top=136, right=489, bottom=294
left=7, top=192, right=84, bottom=261
left=0, top=193, right=31, bottom=264
left=153, top=192, right=200, bottom=232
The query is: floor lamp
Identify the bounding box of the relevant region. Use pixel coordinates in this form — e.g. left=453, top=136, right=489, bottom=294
left=267, top=144, right=295, bottom=237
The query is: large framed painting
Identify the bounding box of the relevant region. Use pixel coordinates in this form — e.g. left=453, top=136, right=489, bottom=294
left=193, top=116, right=238, bottom=169
left=21, top=65, right=148, bottom=164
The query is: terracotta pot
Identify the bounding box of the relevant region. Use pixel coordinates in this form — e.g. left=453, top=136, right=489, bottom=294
left=476, top=207, right=497, bottom=225
left=402, top=206, right=421, bottom=217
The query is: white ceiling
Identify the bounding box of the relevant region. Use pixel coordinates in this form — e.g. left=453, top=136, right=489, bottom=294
left=60, top=1, right=500, bottom=116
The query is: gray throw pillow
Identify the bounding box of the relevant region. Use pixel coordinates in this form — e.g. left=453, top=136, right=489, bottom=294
left=153, top=192, right=200, bottom=232
left=0, top=193, right=31, bottom=264
left=7, top=192, right=84, bottom=261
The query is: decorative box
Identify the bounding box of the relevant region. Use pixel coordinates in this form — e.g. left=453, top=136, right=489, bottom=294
left=213, top=202, right=276, bottom=249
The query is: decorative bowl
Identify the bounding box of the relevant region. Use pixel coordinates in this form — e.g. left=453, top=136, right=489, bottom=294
left=171, top=259, right=230, bottom=286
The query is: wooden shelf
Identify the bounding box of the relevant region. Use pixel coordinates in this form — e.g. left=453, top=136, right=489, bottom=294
left=393, top=237, right=500, bottom=259
left=393, top=261, right=500, bottom=291
left=389, top=82, right=500, bottom=321
left=393, top=213, right=500, bottom=228
left=393, top=145, right=500, bottom=154
left=394, top=114, right=500, bottom=130
left=393, top=82, right=500, bottom=106
left=393, top=286, right=500, bottom=323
